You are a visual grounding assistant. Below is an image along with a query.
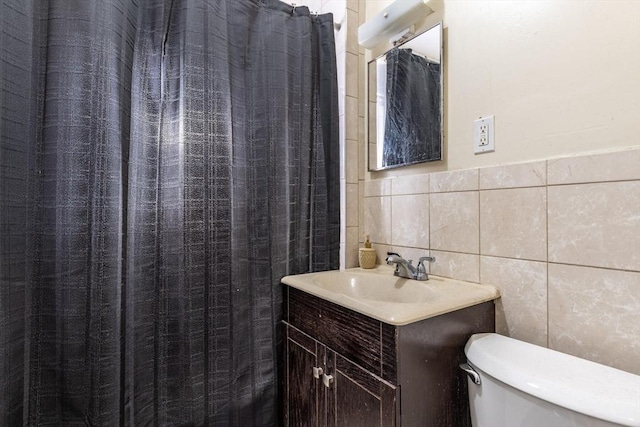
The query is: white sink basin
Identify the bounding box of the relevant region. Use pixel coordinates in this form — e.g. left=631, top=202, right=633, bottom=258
left=301, top=269, right=433, bottom=303
left=282, top=266, right=500, bottom=325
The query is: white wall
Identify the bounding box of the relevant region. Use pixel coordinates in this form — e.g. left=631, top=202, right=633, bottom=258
left=364, top=0, right=640, bottom=175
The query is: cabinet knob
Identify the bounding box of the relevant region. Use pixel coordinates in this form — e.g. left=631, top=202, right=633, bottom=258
left=322, top=373, right=334, bottom=388
left=312, top=367, right=324, bottom=379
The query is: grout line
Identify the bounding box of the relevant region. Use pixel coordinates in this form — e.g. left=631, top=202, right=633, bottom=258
left=479, top=185, right=547, bottom=192
left=429, top=188, right=480, bottom=194
left=364, top=177, right=640, bottom=193
left=546, top=160, right=550, bottom=348
left=546, top=261, right=640, bottom=274
left=546, top=178, right=640, bottom=187
left=424, top=250, right=640, bottom=275
left=427, top=175, right=431, bottom=262
left=388, top=195, right=394, bottom=247
left=363, top=178, right=640, bottom=197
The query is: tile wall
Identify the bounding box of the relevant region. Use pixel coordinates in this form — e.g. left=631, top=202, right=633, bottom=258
left=337, top=0, right=365, bottom=269
left=363, top=148, right=640, bottom=375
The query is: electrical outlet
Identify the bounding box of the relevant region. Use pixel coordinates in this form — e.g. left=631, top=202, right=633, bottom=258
left=474, top=115, right=495, bottom=154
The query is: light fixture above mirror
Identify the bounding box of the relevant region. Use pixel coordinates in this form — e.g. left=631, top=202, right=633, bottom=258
left=358, top=0, right=435, bottom=49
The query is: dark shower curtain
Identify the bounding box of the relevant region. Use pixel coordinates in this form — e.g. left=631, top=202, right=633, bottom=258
left=0, top=0, right=339, bottom=425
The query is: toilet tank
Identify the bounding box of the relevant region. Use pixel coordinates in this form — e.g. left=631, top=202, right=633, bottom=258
left=464, top=333, right=640, bottom=427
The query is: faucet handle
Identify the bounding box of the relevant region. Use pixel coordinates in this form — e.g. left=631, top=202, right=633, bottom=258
left=416, top=256, right=436, bottom=275
left=418, top=256, right=436, bottom=265
left=385, top=252, right=401, bottom=265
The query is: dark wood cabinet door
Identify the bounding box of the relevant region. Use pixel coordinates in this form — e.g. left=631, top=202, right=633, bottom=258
left=286, top=327, right=322, bottom=427
left=283, top=286, right=495, bottom=427
left=326, top=350, right=397, bottom=427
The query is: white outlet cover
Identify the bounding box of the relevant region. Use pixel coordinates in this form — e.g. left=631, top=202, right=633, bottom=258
left=474, top=115, right=495, bottom=154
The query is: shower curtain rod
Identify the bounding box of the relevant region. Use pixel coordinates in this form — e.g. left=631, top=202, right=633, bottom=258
left=288, top=3, right=343, bottom=30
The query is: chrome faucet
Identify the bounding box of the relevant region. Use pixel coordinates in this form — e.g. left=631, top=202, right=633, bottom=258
left=385, top=252, right=435, bottom=281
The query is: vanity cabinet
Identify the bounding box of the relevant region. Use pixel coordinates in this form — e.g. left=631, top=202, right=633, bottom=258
left=282, top=286, right=495, bottom=427
left=285, top=325, right=397, bottom=427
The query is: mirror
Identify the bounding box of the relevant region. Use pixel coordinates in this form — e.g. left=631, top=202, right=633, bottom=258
left=367, top=22, right=443, bottom=171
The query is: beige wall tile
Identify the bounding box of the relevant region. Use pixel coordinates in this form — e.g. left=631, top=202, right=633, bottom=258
left=364, top=178, right=391, bottom=197
left=548, top=149, right=640, bottom=185
left=430, top=192, right=479, bottom=253
left=358, top=118, right=365, bottom=180
left=430, top=250, right=479, bottom=283
left=346, top=138, right=358, bottom=183
left=358, top=53, right=365, bottom=118
left=373, top=243, right=392, bottom=267
left=391, top=194, right=429, bottom=248
left=480, top=187, right=547, bottom=261
left=346, top=9, right=358, bottom=54
left=346, top=53, right=358, bottom=98
left=548, top=263, right=640, bottom=374
left=430, top=168, right=478, bottom=193
left=356, top=143, right=638, bottom=374
left=548, top=181, right=640, bottom=271
left=345, top=95, right=358, bottom=140
left=479, top=161, right=546, bottom=189
left=481, top=256, right=548, bottom=347
left=391, top=174, right=430, bottom=196
left=346, top=226, right=360, bottom=268
left=364, top=196, right=391, bottom=244
left=358, top=181, right=364, bottom=241
left=346, top=183, right=358, bottom=226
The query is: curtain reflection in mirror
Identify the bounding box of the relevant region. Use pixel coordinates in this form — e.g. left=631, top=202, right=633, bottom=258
left=382, top=48, right=441, bottom=168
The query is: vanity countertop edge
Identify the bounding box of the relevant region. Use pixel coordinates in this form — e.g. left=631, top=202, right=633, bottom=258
left=281, top=266, right=500, bottom=326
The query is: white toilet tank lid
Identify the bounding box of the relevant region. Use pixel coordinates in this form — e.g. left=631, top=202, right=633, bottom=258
left=465, top=333, right=640, bottom=427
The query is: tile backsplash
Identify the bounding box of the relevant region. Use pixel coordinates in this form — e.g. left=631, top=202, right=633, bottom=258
left=363, top=148, right=640, bottom=374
